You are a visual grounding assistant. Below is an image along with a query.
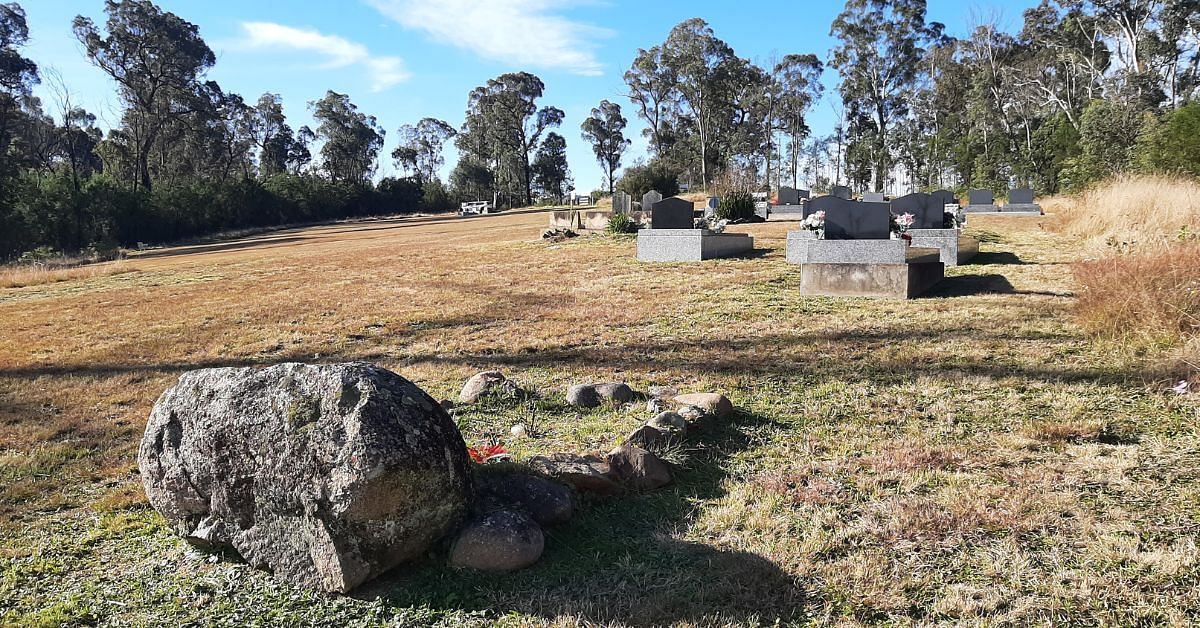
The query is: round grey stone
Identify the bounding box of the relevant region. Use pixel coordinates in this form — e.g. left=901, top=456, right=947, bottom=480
left=449, top=510, right=544, bottom=572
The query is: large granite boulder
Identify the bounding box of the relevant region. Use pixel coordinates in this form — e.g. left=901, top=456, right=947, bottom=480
left=138, top=362, right=473, bottom=593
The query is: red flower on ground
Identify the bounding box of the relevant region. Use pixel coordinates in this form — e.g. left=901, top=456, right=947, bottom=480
left=467, top=443, right=508, bottom=464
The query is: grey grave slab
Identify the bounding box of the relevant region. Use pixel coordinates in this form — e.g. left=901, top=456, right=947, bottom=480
left=831, top=185, right=852, bottom=200
left=907, top=229, right=980, bottom=267
left=863, top=192, right=886, bottom=203
left=612, top=191, right=631, bottom=215
left=784, top=237, right=943, bottom=298
left=641, top=191, right=663, bottom=213
left=636, top=229, right=754, bottom=262
left=651, top=197, right=696, bottom=229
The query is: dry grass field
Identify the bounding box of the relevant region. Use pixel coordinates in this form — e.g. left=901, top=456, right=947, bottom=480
left=2, top=203, right=1199, bottom=626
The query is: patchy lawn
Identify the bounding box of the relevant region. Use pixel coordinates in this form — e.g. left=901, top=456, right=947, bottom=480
left=1, top=207, right=1197, bottom=626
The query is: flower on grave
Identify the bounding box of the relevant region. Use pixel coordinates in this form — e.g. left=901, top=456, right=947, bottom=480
left=696, top=216, right=728, bottom=233
left=1171, top=380, right=1190, bottom=395
left=944, top=206, right=966, bottom=229
left=891, top=212, right=916, bottom=234
left=801, top=210, right=826, bottom=233
left=467, top=443, right=508, bottom=464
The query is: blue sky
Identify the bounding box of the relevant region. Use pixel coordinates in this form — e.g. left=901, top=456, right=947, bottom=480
left=24, top=0, right=1042, bottom=192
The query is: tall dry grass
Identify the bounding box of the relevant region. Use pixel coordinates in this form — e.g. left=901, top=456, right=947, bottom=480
left=0, top=260, right=136, bottom=289
left=1055, top=174, right=1200, bottom=254
left=1059, top=175, right=1200, bottom=379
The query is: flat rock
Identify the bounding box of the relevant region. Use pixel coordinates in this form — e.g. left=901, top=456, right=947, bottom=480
left=138, top=362, right=472, bottom=593
left=449, top=510, right=544, bottom=572
left=673, top=393, right=734, bottom=419
left=475, top=471, right=574, bottom=526
left=459, top=371, right=518, bottom=404
left=648, top=411, right=688, bottom=432
left=607, top=445, right=673, bottom=491
left=527, top=453, right=622, bottom=495
left=594, top=382, right=635, bottom=405
left=566, top=384, right=602, bottom=408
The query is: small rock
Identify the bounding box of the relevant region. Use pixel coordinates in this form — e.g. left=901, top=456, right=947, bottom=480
left=594, top=382, right=634, bottom=405
left=459, top=371, right=518, bottom=404
left=527, top=453, right=622, bottom=495
left=673, top=393, right=734, bottom=419
left=677, top=405, right=706, bottom=422
left=648, top=411, right=688, bottom=432
left=607, top=445, right=673, bottom=491
left=475, top=472, right=574, bottom=526
left=646, top=398, right=669, bottom=414
left=566, top=384, right=601, bottom=408
left=449, top=510, right=544, bottom=572
left=647, top=385, right=678, bottom=399
left=510, top=423, right=527, bottom=438
left=626, top=424, right=684, bottom=451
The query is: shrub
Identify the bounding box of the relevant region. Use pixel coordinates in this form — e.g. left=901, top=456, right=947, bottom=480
left=616, top=159, right=680, bottom=200
left=606, top=212, right=639, bottom=235
left=715, top=189, right=756, bottom=222
left=1136, top=101, right=1200, bottom=178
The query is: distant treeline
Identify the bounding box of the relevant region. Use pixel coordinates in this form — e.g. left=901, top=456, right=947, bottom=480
left=1, top=0, right=1199, bottom=260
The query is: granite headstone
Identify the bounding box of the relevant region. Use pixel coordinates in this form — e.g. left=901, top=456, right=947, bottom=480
left=832, top=185, right=852, bottom=200
left=968, top=189, right=994, bottom=206
left=778, top=187, right=800, bottom=205
left=1008, top=187, right=1034, bottom=205
left=612, top=191, right=631, bottom=215
left=863, top=192, right=886, bottom=203
left=651, top=197, right=696, bottom=229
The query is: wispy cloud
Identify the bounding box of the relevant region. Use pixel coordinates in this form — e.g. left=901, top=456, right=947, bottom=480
left=237, top=22, right=411, bottom=92
left=366, top=0, right=609, bottom=76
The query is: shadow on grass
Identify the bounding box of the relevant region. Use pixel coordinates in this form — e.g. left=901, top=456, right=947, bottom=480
left=354, top=408, right=806, bottom=625
left=924, top=274, right=1074, bottom=299
left=970, top=251, right=1029, bottom=265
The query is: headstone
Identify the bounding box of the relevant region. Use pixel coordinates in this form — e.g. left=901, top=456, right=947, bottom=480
left=863, top=192, right=886, bottom=203
left=679, top=183, right=691, bottom=192
left=798, top=189, right=811, bottom=200
left=968, top=189, right=994, bottom=206
left=890, top=193, right=937, bottom=229
left=642, top=190, right=663, bottom=212
left=612, top=191, right=631, bottom=215
left=814, top=196, right=891, bottom=240
left=705, top=196, right=719, bottom=218
left=1008, top=187, right=1035, bottom=204
left=831, top=185, right=852, bottom=200
left=753, top=192, right=770, bottom=220
left=650, top=197, right=696, bottom=229
left=778, top=187, right=800, bottom=205
left=929, top=190, right=958, bottom=208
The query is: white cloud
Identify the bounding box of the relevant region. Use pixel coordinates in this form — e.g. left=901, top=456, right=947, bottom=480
left=366, top=0, right=609, bottom=76
left=237, top=22, right=411, bottom=91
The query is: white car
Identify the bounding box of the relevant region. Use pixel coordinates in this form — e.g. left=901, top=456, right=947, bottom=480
left=460, top=201, right=491, bottom=215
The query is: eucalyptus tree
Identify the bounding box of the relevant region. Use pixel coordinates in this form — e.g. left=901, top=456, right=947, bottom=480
left=393, top=118, right=456, bottom=183
left=74, top=0, right=216, bottom=191
left=531, top=131, right=571, bottom=202
left=773, top=54, right=824, bottom=188
left=0, top=1, right=37, bottom=168
left=661, top=18, right=737, bottom=187
left=624, top=45, right=678, bottom=156
left=457, top=72, right=563, bottom=207
left=830, top=0, right=935, bottom=190
left=580, top=99, right=631, bottom=194
left=309, top=91, right=385, bottom=184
